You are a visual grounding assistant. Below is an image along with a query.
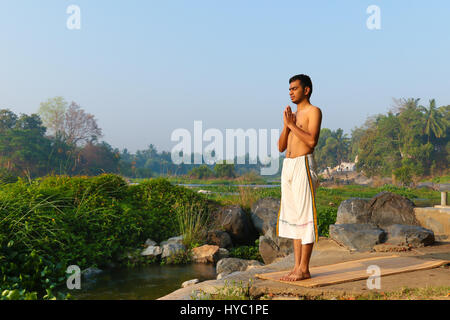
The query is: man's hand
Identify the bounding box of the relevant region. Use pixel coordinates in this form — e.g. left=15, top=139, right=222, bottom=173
left=283, top=106, right=296, bottom=128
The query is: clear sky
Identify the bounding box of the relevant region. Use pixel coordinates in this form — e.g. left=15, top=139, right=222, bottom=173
left=1, top=1, right=449, bottom=153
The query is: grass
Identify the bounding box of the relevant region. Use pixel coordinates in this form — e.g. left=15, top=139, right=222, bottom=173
left=191, top=279, right=254, bottom=300
left=257, top=285, right=450, bottom=300
left=131, top=174, right=279, bottom=186
left=358, top=286, right=450, bottom=300
left=418, top=174, right=450, bottom=184
left=193, top=281, right=450, bottom=300
left=174, top=204, right=210, bottom=250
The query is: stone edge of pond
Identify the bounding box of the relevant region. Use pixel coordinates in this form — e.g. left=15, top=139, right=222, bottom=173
left=156, top=256, right=293, bottom=300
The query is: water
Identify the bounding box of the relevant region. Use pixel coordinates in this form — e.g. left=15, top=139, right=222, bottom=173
left=178, top=183, right=280, bottom=188
left=68, top=263, right=217, bottom=300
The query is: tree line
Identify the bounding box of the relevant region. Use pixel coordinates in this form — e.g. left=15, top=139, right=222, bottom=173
left=0, top=97, right=448, bottom=183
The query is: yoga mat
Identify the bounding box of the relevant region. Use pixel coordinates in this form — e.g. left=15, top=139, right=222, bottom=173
left=255, top=255, right=449, bottom=288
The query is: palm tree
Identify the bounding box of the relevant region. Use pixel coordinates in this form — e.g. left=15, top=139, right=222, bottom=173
left=332, top=128, right=350, bottom=164
left=391, top=97, right=421, bottom=115
left=419, top=99, right=446, bottom=144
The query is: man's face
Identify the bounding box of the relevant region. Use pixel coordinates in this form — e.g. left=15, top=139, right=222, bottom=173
left=289, top=80, right=309, bottom=104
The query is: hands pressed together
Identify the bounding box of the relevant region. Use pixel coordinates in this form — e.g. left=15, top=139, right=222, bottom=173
left=283, top=105, right=296, bottom=128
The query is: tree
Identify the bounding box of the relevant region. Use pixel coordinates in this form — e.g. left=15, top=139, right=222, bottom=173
left=214, top=163, right=236, bottom=178
left=38, top=96, right=67, bottom=136
left=0, top=109, right=18, bottom=131
left=64, top=102, right=102, bottom=145
left=78, top=142, right=120, bottom=175
left=188, top=165, right=214, bottom=179
left=0, top=109, right=52, bottom=176
left=419, top=99, right=447, bottom=144
left=38, top=97, right=103, bottom=146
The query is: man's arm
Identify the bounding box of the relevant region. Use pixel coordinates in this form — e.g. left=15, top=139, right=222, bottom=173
left=287, top=107, right=322, bottom=149
left=278, top=106, right=293, bottom=152
left=278, top=124, right=290, bottom=152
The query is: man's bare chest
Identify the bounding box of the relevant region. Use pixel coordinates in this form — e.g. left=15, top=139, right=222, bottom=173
left=294, top=111, right=310, bottom=131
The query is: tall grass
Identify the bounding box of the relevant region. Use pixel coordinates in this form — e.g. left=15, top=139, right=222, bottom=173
left=174, top=204, right=210, bottom=250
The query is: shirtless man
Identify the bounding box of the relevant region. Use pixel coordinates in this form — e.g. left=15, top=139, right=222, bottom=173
left=277, top=74, right=322, bottom=281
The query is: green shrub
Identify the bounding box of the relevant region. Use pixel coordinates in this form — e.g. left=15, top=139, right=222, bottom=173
left=229, top=239, right=262, bottom=262
left=0, top=174, right=213, bottom=299
left=317, top=206, right=337, bottom=237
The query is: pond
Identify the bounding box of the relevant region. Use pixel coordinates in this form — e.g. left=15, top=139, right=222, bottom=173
left=66, top=263, right=217, bottom=300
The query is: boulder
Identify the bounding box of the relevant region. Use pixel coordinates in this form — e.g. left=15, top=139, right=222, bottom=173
left=217, top=248, right=230, bottom=260
left=161, top=243, right=186, bottom=259
left=206, top=230, right=233, bottom=248
left=329, top=223, right=386, bottom=252
left=336, top=198, right=371, bottom=224
left=144, top=239, right=157, bottom=247
left=141, top=245, right=162, bottom=257
left=160, top=235, right=184, bottom=247
left=141, top=246, right=162, bottom=257
left=367, top=191, right=419, bottom=228
left=258, top=235, right=285, bottom=265
left=384, top=224, right=435, bottom=247
left=191, top=245, right=220, bottom=263
left=264, top=226, right=293, bottom=256
left=181, top=279, right=199, bottom=288
left=250, top=198, right=280, bottom=235
left=216, top=258, right=264, bottom=279
left=211, top=205, right=256, bottom=245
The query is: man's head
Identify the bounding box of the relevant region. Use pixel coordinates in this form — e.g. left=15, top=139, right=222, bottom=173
left=289, top=74, right=313, bottom=104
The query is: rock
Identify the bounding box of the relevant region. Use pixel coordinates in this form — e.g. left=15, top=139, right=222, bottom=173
left=181, top=279, right=199, bottom=288
left=258, top=235, right=284, bottom=265
left=191, top=245, right=220, bottom=263
left=329, top=224, right=387, bottom=252
left=384, top=224, right=435, bottom=247
left=373, top=244, right=411, bottom=252
left=161, top=243, right=186, bottom=259
left=336, top=198, right=371, bottom=224
left=216, top=258, right=264, bottom=279
left=211, top=205, right=256, bottom=245
left=141, top=245, right=162, bottom=257
left=217, top=248, right=230, bottom=260
left=160, top=235, right=184, bottom=247
left=81, top=267, right=103, bottom=280
left=250, top=198, right=280, bottom=235
left=144, top=239, right=157, bottom=247
left=414, top=207, right=450, bottom=241
left=264, top=226, right=293, bottom=256
left=367, top=191, right=419, bottom=228
left=206, top=230, right=233, bottom=248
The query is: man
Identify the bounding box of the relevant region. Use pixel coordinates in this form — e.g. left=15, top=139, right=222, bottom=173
left=277, top=74, right=322, bottom=281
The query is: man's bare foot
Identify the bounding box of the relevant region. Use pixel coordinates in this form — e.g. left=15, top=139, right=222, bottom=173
left=279, top=269, right=296, bottom=281
left=281, top=270, right=311, bottom=282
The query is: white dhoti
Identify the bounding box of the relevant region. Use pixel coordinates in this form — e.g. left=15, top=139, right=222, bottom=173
left=276, top=153, right=320, bottom=244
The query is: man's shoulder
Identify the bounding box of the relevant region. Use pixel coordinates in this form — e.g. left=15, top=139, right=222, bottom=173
left=308, top=105, right=322, bottom=116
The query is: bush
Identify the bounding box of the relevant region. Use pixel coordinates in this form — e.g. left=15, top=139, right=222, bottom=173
left=229, top=239, right=263, bottom=262
left=0, top=174, right=214, bottom=299
left=317, top=206, right=337, bottom=237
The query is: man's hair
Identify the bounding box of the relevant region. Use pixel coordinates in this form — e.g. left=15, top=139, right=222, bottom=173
left=289, top=74, right=313, bottom=98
